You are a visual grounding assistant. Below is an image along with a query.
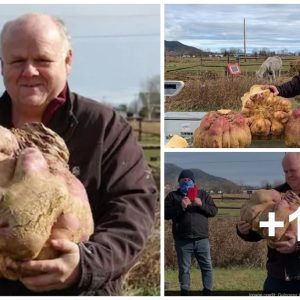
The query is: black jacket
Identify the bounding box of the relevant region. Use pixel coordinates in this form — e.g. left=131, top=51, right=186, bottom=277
left=165, top=189, right=218, bottom=240
left=237, top=183, right=300, bottom=281
left=277, top=75, right=300, bottom=98
left=0, top=88, right=157, bottom=295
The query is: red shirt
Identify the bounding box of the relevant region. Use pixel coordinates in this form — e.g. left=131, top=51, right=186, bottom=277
left=42, top=84, right=67, bottom=124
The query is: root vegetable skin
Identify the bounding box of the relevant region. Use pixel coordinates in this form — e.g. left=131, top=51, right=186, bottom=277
left=240, top=189, right=299, bottom=244
left=241, top=85, right=291, bottom=137
left=0, top=123, right=94, bottom=280
left=285, top=106, right=300, bottom=147
left=193, top=110, right=252, bottom=148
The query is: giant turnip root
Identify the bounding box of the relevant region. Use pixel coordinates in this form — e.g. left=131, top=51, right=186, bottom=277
left=285, top=106, right=300, bottom=147
left=240, top=189, right=299, bottom=245
left=165, top=134, right=188, bottom=148
left=193, top=109, right=251, bottom=148
left=241, top=85, right=291, bottom=138
left=0, top=123, right=94, bottom=280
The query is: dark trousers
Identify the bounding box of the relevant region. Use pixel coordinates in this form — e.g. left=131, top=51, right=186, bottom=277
left=263, top=276, right=300, bottom=294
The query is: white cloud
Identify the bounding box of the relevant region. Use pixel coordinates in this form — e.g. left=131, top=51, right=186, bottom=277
left=165, top=4, right=300, bottom=52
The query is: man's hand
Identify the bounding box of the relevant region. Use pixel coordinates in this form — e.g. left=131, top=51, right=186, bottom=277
left=17, top=239, right=80, bottom=292
left=237, top=220, right=251, bottom=235
left=269, top=232, right=297, bottom=254
left=194, top=197, right=202, bottom=207
left=261, top=84, right=279, bottom=95
left=181, top=196, right=191, bottom=210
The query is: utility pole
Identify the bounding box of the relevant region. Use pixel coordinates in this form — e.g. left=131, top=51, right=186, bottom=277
left=244, top=18, right=247, bottom=62
left=147, top=93, right=152, bottom=121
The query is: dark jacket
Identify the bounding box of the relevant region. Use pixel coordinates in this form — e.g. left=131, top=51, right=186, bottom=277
left=165, top=189, right=217, bottom=240
left=237, top=183, right=300, bottom=281
left=277, top=75, right=300, bottom=98
left=0, top=88, right=157, bottom=296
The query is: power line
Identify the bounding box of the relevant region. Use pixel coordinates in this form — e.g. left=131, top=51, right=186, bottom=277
left=72, top=33, right=159, bottom=39
left=166, top=160, right=280, bottom=165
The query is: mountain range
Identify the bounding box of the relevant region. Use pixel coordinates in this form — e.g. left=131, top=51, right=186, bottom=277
left=165, top=40, right=207, bottom=56
left=165, top=163, right=241, bottom=193
left=165, top=41, right=212, bottom=56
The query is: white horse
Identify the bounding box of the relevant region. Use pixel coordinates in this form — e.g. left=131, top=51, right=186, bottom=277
left=256, top=56, right=282, bottom=82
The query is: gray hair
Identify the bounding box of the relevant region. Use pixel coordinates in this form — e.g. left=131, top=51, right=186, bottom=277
left=51, top=15, right=72, bottom=53
left=0, top=13, right=72, bottom=57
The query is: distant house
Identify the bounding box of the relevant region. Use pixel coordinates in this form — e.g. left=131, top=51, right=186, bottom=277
left=242, top=188, right=259, bottom=194
left=151, top=104, right=160, bottom=119
left=166, top=51, right=178, bottom=57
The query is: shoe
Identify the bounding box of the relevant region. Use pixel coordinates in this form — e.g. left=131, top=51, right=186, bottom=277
left=202, top=288, right=212, bottom=296
left=180, top=289, right=190, bottom=296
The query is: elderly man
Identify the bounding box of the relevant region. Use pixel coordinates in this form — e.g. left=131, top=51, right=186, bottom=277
left=165, top=169, right=218, bottom=296
left=0, top=13, right=157, bottom=296
left=237, top=153, right=300, bottom=294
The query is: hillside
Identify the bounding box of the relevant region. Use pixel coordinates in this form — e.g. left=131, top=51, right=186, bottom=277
left=165, top=163, right=240, bottom=193
left=165, top=40, right=206, bottom=56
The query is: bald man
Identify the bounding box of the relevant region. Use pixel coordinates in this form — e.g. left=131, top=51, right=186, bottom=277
left=237, top=153, right=300, bottom=294
left=0, top=13, right=157, bottom=296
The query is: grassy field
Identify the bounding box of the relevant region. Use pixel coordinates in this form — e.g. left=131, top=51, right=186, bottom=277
left=121, top=119, right=160, bottom=296
left=166, top=56, right=296, bottom=75
left=165, top=56, right=300, bottom=112
left=129, top=120, right=160, bottom=168
left=165, top=266, right=267, bottom=295
left=214, top=199, right=245, bottom=217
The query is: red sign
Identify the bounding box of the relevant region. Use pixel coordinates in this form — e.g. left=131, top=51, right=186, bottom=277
left=187, top=186, right=198, bottom=201
left=227, top=63, right=241, bottom=75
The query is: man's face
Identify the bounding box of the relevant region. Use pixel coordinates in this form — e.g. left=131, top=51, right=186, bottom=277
left=179, top=178, right=192, bottom=184
left=282, top=154, right=300, bottom=192
left=1, top=20, right=72, bottom=111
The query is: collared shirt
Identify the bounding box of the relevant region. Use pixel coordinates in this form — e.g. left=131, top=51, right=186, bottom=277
left=5, top=84, right=68, bottom=127
left=42, top=84, right=67, bottom=124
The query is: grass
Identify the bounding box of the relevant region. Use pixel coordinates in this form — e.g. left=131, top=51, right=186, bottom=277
left=165, top=74, right=296, bottom=112
left=197, top=194, right=249, bottom=217
left=143, top=148, right=160, bottom=169
left=165, top=217, right=268, bottom=270
left=121, top=119, right=160, bottom=296
left=165, top=266, right=267, bottom=293
left=124, top=287, right=160, bottom=296
left=166, top=56, right=296, bottom=75
left=165, top=56, right=300, bottom=112
left=213, top=198, right=247, bottom=217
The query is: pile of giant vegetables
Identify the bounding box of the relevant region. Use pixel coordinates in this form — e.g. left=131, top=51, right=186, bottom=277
left=240, top=189, right=299, bottom=246
left=193, top=109, right=251, bottom=148
left=241, top=85, right=291, bottom=138
left=285, top=106, right=300, bottom=147
left=192, top=84, right=298, bottom=148
left=0, top=123, right=94, bottom=280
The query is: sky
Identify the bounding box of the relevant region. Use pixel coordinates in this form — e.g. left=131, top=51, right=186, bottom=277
left=165, top=152, right=286, bottom=186
left=0, top=4, right=160, bottom=106
left=165, top=4, right=300, bottom=53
